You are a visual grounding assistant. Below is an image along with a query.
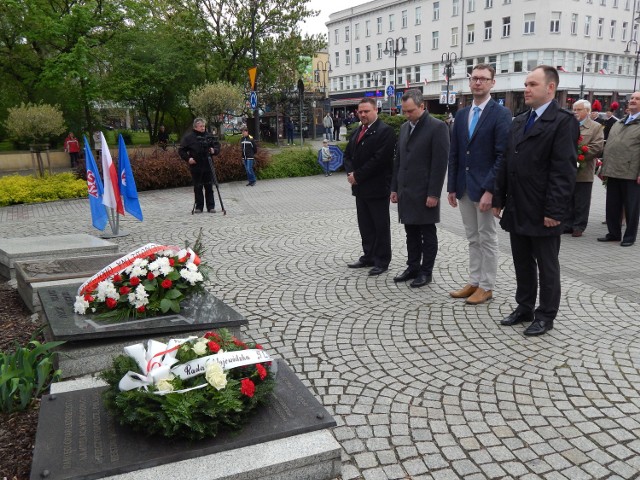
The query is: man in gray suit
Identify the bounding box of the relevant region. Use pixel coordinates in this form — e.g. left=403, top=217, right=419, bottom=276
left=391, top=89, right=450, bottom=287
left=448, top=64, right=512, bottom=305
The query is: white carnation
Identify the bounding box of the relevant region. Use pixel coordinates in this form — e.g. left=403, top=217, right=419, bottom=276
left=74, top=296, right=89, bottom=314
left=96, top=280, right=119, bottom=301
left=180, top=268, right=203, bottom=286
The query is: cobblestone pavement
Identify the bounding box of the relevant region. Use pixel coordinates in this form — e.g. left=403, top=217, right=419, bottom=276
left=1, top=173, right=640, bottom=479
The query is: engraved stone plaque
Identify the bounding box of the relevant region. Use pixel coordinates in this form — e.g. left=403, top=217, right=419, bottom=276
left=39, top=283, right=247, bottom=342
left=30, top=360, right=336, bottom=480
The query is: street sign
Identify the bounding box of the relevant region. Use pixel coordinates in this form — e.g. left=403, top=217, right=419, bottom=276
left=386, top=85, right=395, bottom=97
left=249, top=91, right=257, bottom=109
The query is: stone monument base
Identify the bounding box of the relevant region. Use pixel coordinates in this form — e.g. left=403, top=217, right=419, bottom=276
left=34, top=361, right=341, bottom=480
left=0, top=234, right=118, bottom=280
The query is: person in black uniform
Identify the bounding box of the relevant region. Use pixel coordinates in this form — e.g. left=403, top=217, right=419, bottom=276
left=179, top=118, right=219, bottom=213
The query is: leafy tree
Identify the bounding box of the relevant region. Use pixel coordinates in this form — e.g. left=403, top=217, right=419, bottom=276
left=4, top=103, right=66, bottom=145
left=188, top=82, right=245, bottom=134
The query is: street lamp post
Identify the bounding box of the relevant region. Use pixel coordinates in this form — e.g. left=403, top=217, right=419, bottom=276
left=441, top=52, right=458, bottom=113
left=625, top=39, right=640, bottom=91
left=314, top=61, right=332, bottom=139
left=579, top=54, right=591, bottom=99
left=383, top=37, right=407, bottom=112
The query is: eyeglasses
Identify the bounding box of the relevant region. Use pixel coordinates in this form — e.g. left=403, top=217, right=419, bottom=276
left=469, top=77, right=492, bottom=84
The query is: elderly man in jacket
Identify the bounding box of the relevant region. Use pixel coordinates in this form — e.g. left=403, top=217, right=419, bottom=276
left=390, top=89, right=450, bottom=288
left=493, top=66, right=578, bottom=336
left=566, top=100, right=604, bottom=237
left=597, top=91, right=640, bottom=247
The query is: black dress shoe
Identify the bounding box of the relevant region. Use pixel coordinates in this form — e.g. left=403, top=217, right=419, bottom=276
left=597, top=235, right=621, bottom=242
left=347, top=260, right=373, bottom=269
left=393, top=268, right=419, bottom=282
left=368, top=266, right=388, bottom=276
left=621, top=241, right=635, bottom=247
left=410, top=273, right=432, bottom=288
left=500, top=310, right=534, bottom=326
left=524, top=318, right=554, bottom=336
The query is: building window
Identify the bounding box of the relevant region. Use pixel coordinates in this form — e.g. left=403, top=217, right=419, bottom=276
left=597, top=18, right=604, bottom=38
left=466, top=58, right=474, bottom=76
left=488, top=55, right=497, bottom=70
left=345, top=26, right=350, bottom=42
left=613, top=0, right=618, bottom=6
left=334, top=29, right=339, bottom=44
left=414, top=67, right=421, bottom=83
left=415, top=34, right=422, bottom=52
left=355, top=23, right=360, bottom=40
left=433, top=2, right=440, bottom=21
left=339, top=77, right=343, bottom=90
left=468, top=0, right=476, bottom=12
left=432, top=31, right=439, bottom=49
left=485, top=0, right=493, bottom=7
left=550, top=12, right=560, bottom=33
left=355, top=48, right=360, bottom=63
left=623, top=21, right=628, bottom=40
left=432, top=64, right=439, bottom=81
left=484, top=21, right=492, bottom=40
left=600, top=0, right=605, bottom=4
left=377, top=43, right=383, bottom=59
left=502, top=17, right=511, bottom=37
left=503, top=0, right=511, bottom=3
left=345, top=50, right=350, bottom=65
left=335, top=52, right=340, bottom=67
left=377, top=17, right=382, bottom=34
left=625, top=0, right=630, bottom=9
left=584, top=16, right=591, bottom=36
left=402, top=10, right=408, bottom=28
left=366, top=45, right=371, bottom=61
left=610, top=20, right=617, bottom=39
left=415, top=7, right=422, bottom=25
left=389, top=14, right=394, bottom=31
left=571, top=14, right=578, bottom=35
left=452, top=27, right=459, bottom=46
left=524, top=13, right=535, bottom=34
left=514, top=52, right=523, bottom=72
left=453, top=0, right=460, bottom=16
left=366, top=20, right=371, bottom=37
left=467, top=24, right=475, bottom=43
left=500, top=53, right=509, bottom=72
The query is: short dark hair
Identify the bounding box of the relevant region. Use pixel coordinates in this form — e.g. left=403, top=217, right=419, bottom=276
left=534, top=65, right=560, bottom=89
left=401, top=89, right=424, bottom=107
left=473, top=63, right=495, bottom=79
left=358, top=97, right=377, bottom=108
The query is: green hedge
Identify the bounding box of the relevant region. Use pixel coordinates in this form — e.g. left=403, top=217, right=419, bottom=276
left=0, top=173, right=87, bottom=206
left=258, top=147, right=323, bottom=179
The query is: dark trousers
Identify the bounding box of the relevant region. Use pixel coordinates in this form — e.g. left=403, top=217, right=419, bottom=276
left=355, top=196, right=391, bottom=268
left=69, top=152, right=79, bottom=167
left=404, top=223, right=438, bottom=275
left=606, top=177, right=640, bottom=243
left=567, top=182, right=593, bottom=232
left=191, top=169, right=215, bottom=211
left=509, top=233, right=561, bottom=322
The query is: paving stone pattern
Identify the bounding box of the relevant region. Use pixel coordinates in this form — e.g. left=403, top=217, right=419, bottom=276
left=1, top=171, right=639, bottom=479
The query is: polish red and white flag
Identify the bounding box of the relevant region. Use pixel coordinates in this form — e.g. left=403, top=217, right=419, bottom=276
left=100, top=132, right=124, bottom=215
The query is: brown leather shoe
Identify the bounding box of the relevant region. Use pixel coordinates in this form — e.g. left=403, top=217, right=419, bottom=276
left=466, top=287, right=493, bottom=305
left=449, top=284, right=478, bottom=298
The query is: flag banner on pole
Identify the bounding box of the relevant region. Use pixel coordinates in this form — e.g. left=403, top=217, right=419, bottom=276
left=83, top=136, right=108, bottom=231
left=117, top=134, right=143, bottom=221
left=100, top=132, right=125, bottom=215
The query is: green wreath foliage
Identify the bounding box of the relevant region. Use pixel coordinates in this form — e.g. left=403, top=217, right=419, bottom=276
left=100, top=329, right=275, bottom=440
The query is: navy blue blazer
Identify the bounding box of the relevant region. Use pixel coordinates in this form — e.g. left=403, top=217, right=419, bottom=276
left=447, top=99, right=512, bottom=202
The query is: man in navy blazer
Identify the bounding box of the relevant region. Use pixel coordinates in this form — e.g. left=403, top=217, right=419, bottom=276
left=448, top=64, right=512, bottom=305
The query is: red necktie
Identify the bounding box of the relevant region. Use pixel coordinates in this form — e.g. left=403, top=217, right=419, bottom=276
left=356, top=126, right=367, bottom=143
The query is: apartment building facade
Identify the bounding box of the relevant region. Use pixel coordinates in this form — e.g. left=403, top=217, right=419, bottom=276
left=327, top=0, right=640, bottom=114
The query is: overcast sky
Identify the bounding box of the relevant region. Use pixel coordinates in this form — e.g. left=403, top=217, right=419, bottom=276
left=299, top=0, right=365, bottom=37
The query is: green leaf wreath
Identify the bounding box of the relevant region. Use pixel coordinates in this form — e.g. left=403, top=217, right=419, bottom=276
left=100, top=329, right=275, bottom=440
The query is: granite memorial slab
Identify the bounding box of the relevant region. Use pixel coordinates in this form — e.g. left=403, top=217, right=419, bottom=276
left=0, top=234, right=118, bottom=280
left=31, top=360, right=338, bottom=480
left=39, top=283, right=247, bottom=342
left=15, top=253, right=123, bottom=312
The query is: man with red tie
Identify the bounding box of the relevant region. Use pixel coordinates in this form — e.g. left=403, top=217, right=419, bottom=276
left=344, top=98, right=397, bottom=276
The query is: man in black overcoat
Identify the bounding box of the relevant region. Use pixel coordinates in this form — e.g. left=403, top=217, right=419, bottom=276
left=493, top=66, right=578, bottom=336
left=344, top=98, right=397, bottom=276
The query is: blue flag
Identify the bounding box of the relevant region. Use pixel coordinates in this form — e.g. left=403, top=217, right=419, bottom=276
left=84, top=136, right=108, bottom=231
left=117, top=134, right=143, bottom=221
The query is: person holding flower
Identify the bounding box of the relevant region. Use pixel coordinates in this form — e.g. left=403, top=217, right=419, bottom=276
left=566, top=100, right=604, bottom=237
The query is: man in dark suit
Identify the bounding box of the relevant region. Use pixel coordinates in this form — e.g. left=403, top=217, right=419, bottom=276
left=344, top=98, right=397, bottom=276
left=390, top=89, right=449, bottom=287
left=448, top=64, right=512, bottom=304
left=493, top=65, right=578, bottom=336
